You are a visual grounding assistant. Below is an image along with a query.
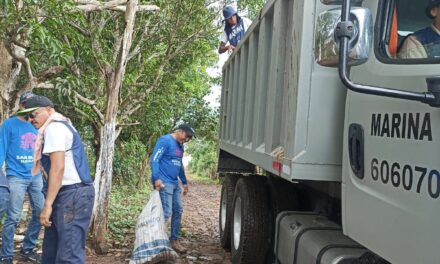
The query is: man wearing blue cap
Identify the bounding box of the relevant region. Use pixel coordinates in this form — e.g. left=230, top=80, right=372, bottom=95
left=150, top=124, right=195, bottom=254
left=398, top=0, right=440, bottom=58
left=218, top=6, right=252, bottom=54
left=0, top=92, right=44, bottom=264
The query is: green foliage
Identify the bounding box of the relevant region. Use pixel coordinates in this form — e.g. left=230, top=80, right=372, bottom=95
left=237, top=0, right=266, bottom=20
left=113, top=138, right=148, bottom=186
left=108, top=185, right=152, bottom=243
left=188, top=138, right=219, bottom=180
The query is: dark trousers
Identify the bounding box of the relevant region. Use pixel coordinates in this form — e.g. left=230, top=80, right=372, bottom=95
left=42, top=184, right=94, bottom=264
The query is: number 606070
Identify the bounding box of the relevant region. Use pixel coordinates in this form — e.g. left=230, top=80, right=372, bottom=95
left=371, top=158, right=440, bottom=199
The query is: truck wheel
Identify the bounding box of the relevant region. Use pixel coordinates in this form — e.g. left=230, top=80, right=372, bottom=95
left=351, top=252, right=390, bottom=264
left=219, top=174, right=239, bottom=249
left=231, top=177, right=269, bottom=264
left=266, top=176, right=299, bottom=263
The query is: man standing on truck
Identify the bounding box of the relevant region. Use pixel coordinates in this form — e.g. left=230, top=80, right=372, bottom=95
left=398, top=0, right=440, bottom=58
left=218, top=6, right=252, bottom=54
left=150, top=124, right=195, bottom=254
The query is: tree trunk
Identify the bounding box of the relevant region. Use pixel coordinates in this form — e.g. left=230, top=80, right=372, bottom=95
left=0, top=40, right=21, bottom=120
left=91, top=0, right=138, bottom=253
left=91, top=122, right=116, bottom=253
left=137, top=152, right=150, bottom=188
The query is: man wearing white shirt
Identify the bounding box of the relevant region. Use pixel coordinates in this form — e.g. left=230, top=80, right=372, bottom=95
left=18, top=95, right=94, bottom=264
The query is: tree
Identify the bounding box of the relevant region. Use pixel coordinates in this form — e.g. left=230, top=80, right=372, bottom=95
left=39, top=0, right=218, bottom=250
left=0, top=0, right=224, bottom=252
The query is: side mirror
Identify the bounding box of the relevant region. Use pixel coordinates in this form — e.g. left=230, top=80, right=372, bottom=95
left=335, top=0, right=440, bottom=107
left=315, top=8, right=372, bottom=67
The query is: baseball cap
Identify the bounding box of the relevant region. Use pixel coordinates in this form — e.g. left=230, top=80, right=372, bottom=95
left=176, top=124, right=196, bottom=138
left=16, top=95, right=54, bottom=116
left=426, top=0, right=440, bottom=18
left=222, top=6, right=237, bottom=21
left=19, top=92, right=35, bottom=104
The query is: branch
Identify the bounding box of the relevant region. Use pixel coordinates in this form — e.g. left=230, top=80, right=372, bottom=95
left=118, top=122, right=140, bottom=127
left=73, top=91, right=105, bottom=125
left=127, top=20, right=150, bottom=61
left=74, top=0, right=159, bottom=13
left=35, top=65, right=65, bottom=83
left=35, top=82, right=54, bottom=89
left=67, top=21, right=91, bottom=36
left=4, top=39, right=33, bottom=80
left=11, top=38, right=30, bottom=49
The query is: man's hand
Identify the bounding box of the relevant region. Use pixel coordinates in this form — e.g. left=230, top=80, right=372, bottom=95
left=40, top=204, right=53, bottom=227
left=219, top=42, right=236, bottom=54
left=154, top=179, right=165, bottom=190
left=183, top=185, right=189, bottom=196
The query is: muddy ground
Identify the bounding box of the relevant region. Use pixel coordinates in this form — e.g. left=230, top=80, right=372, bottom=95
left=12, top=181, right=230, bottom=264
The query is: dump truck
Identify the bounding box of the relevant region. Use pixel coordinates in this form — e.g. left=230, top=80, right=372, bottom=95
left=217, top=0, right=440, bottom=263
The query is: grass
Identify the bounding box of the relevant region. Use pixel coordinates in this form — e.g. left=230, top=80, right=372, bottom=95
left=108, top=184, right=153, bottom=245
left=186, top=171, right=221, bottom=185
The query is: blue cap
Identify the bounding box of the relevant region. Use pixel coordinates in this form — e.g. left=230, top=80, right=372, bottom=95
left=426, top=0, right=440, bottom=18
left=176, top=124, right=196, bottom=137
left=19, top=92, right=35, bottom=104
left=223, top=6, right=237, bottom=21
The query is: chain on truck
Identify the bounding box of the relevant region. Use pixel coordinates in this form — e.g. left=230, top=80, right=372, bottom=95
left=217, top=0, right=440, bottom=263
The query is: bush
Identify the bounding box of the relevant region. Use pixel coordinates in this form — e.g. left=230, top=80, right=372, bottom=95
left=113, top=138, right=148, bottom=186
left=108, top=184, right=152, bottom=244
left=187, top=139, right=218, bottom=180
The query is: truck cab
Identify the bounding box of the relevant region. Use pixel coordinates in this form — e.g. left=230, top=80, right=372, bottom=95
left=217, top=0, right=440, bottom=263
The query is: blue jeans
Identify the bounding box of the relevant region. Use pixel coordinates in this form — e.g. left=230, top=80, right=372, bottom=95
left=42, top=184, right=94, bottom=264
left=1, top=175, right=44, bottom=259
left=159, top=183, right=183, bottom=241
left=0, top=187, right=10, bottom=220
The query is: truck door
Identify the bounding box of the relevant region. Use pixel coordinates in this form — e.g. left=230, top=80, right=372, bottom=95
left=342, top=0, right=440, bottom=263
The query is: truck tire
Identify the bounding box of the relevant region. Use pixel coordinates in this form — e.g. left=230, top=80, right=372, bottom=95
left=219, top=174, right=239, bottom=249
left=266, top=176, right=299, bottom=263
left=231, top=176, right=269, bottom=264
left=351, top=252, right=390, bottom=264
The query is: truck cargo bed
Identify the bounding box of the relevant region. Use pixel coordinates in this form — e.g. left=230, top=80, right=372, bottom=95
left=219, top=0, right=347, bottom=182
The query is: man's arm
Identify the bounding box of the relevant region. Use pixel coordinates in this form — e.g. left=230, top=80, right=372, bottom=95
left=151, top=137, right=167, bottom=189
left=398, top=35, right=428, bottom=59
left=40, top=151, right=64, bottom=227
left=0, top=122, right=10, bottom=167
left=179, top=166, right=188, bottom=195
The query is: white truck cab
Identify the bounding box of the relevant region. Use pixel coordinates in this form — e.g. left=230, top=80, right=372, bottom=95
left=217, top=0, right=440, bottom=263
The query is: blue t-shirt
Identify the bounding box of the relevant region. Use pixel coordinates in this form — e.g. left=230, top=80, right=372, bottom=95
left=150, top=134, right=187, bottom=186
left=0, top=116, right=39, bottom=179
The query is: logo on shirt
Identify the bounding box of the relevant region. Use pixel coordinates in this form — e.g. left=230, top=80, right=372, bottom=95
left=228, top=24, right=244, bottom=41
left=20, top=132, right=37, bottom=150
left=175, top=148, right=183, bottom=157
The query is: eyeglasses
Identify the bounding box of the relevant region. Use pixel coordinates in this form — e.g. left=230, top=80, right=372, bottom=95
left=24, top=111, right=37, bottom=121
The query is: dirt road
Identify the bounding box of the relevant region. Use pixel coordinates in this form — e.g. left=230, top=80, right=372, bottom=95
left=178, top=182, right=231, bottom=264
left=14, top=181, right=230, bottom=264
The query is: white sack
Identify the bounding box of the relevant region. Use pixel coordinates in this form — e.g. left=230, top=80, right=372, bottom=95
left=130, top=190, right=179, bottom=264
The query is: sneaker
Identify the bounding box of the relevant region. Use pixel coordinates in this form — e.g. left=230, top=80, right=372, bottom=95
left=19, top=249, right=41, bottom=264
left=0, top=258, right=13, bottom=264
left=170, top=240, right=186, bottom=254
